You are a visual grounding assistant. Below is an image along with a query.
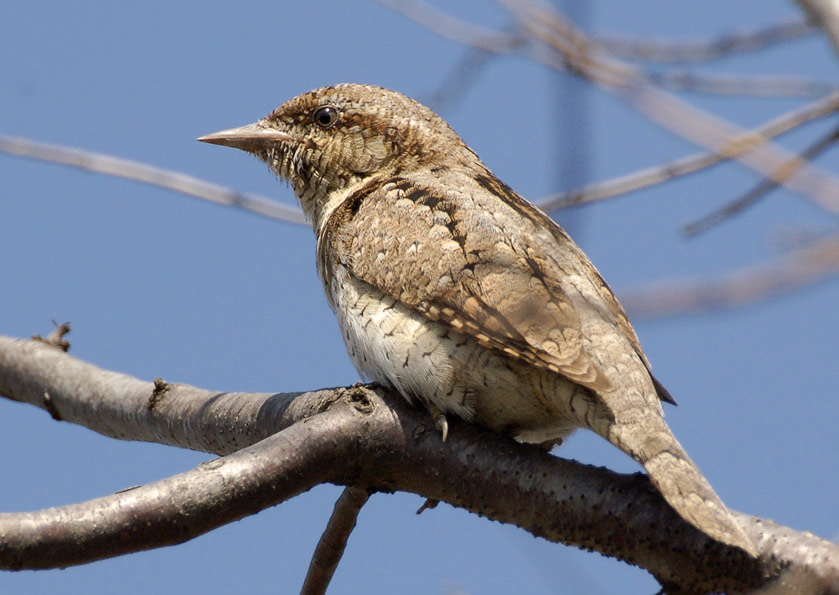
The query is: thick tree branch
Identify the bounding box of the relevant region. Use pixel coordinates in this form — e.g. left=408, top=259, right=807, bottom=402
left=1, top=335, right=838, bottom=593
left=0, top=334, right=333, bottom=454
left=0, top=400, right=362, bottom=569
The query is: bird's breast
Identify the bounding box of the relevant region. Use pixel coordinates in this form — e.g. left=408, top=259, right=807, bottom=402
left=323, top=263, right=584, bottom=443
left=326, top=262, right=476, bottom=419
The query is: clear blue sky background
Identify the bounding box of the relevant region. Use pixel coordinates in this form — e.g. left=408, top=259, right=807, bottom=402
left=1, top=1, right=837, bottom=593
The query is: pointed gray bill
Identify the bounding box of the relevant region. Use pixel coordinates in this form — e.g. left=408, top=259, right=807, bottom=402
left=198, top=123, right=294, bottom=152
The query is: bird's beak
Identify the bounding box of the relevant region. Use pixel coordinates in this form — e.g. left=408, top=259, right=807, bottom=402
left=197, top=123, right=294, bottom=152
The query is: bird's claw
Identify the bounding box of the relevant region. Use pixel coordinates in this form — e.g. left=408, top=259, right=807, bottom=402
left=425, top=402, right=449, bottom=441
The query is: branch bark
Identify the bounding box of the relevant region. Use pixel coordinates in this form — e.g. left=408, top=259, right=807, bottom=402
left=1, top=335, right=838, bottom=593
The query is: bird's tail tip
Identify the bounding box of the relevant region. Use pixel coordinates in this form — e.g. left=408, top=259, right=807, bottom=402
left=643, top=446, right=757, bottom=556
left=609, top=420, right=757, bottom=556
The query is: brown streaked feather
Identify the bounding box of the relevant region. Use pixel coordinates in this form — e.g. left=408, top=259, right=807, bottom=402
left=471, top=168, right=676, bottom=405
left=319, top=168, right=662, bottom=398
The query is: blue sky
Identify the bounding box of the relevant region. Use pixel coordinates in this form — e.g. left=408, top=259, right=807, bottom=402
left=1, top=1, right=837, bottom=593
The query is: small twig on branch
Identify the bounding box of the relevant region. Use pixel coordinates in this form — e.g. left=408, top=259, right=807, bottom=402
left=301, top=487, right=372, bottom=595
left=0, top=135, right=306, bottom=226
left=684, top=124, right=839, bottom=237
left=32, top=321, right=72, bottom=352
left=600, top=17, right=816, bottom=64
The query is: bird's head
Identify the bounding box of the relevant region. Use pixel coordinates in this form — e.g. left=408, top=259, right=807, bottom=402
left=199, top=83, right=474, bottom=228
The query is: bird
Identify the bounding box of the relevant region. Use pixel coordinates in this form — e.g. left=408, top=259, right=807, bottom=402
left=198, top=83, right=755, bottom=555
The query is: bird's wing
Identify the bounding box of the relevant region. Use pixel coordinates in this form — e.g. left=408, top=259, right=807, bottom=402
left=319, top=169, right=659, bottom=400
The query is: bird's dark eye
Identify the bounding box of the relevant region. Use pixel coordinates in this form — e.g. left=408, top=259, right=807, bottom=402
left=312, top=106, right=339, bottom=129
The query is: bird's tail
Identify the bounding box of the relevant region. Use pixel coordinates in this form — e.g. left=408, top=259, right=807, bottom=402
left=608, top=414, right=756, bottom=556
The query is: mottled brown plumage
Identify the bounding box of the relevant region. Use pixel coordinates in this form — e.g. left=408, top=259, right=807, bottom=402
left=199, top=83, right=755, bottom=555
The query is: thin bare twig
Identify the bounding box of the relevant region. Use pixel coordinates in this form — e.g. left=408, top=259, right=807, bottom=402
left=423, top=45, right=499, bottom=112
left=648, top=70, right=834, bottom=98
left=5, top=7, right=828, bottom=232
left=376, top=0, right=523, bottom=53
left=684, top=124, right=839, bottom=237
left=499, top=0, right=839, bottom=213
left=796, top=0, right=839, bottom=51
left=394, top=1, right=827, bottom=99
left=622, top=233, right=839, bottom=319
left=0, top=135, right=307, bottom=226
left=384, top=0, right=839, bottom=212
left=536, top=91, right=839, bottom=211
left=382, top=2, right=816, bottom=67
left=601, top=17, right=816, bottom=64
left=301, top=487, right=371, bottom=595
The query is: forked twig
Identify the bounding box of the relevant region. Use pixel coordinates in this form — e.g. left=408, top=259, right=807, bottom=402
left=501, top=0, right=839, bottom=213
left=384, top=0, right=839, bottom=212
left=684, top=124, right=839, bottom=237
left=536, top=92, right=839, bottom=211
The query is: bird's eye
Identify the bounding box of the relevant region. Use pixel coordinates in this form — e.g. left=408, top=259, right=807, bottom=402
left=312, top=106, right=339, bottom=129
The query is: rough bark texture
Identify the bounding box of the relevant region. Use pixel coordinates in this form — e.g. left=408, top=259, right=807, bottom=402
left=1, top=335, right=838, bottom=592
